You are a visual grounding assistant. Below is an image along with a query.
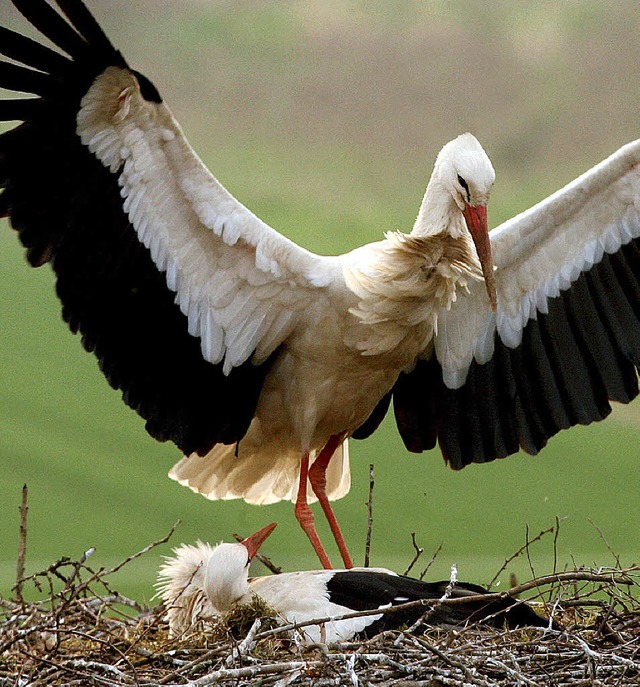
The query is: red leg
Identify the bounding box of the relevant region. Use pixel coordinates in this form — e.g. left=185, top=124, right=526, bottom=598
left=308, top=434, right=354, bottom=569
left=294, top=450, right=333, bottom=569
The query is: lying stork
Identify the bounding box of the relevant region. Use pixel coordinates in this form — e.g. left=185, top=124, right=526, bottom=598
left=2, top=0, right=640, bottom=569
left=156, top=523, right=552, bottom=642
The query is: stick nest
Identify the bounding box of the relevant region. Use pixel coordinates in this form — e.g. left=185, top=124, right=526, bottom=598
left=1, top=545, right=638, bottom=686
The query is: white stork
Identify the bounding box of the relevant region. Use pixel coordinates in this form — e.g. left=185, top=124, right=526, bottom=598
left=3, top=0, right=640, bottom=569
left=156, top=522, right=551, bottom=642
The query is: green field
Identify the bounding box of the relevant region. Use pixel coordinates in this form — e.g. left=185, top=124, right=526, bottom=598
left=1, top=1, right=639, bottom=603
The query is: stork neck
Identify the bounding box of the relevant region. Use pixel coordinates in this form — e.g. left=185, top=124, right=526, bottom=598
left=412, top=179, right=463, bottom=239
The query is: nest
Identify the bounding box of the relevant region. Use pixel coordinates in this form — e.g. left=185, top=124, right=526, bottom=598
left=1, top=487, right=639, bottom=685
left=1, top=541, right=638, bottom=686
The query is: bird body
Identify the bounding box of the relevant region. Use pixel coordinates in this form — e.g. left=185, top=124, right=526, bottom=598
left=3, top=0, right=640, bottom=568
left=157, top=525, right=551, bottom=643
left=171, top=227, right=481, bottom=505
left=77, top=65, right=488, bottom=510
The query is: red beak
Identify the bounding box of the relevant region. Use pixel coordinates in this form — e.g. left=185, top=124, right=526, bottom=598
left=462, top=203, right=497, bottom=311
left=240, top=522, right=277, bottom=561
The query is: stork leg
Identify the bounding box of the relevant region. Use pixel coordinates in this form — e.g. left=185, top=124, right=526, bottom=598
left=308, top=434, right=354, bottom=569
left=294, top=450, right=333, bottom=569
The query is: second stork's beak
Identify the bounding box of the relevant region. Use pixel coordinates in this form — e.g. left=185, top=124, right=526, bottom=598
left=462, top=203, right=497, bottom=311
left=240, top=522, right=278, bottom=561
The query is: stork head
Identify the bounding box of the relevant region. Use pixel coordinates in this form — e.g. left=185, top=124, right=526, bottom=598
left=436, top=133, right=495, bottom=210
left=204, top=522, right=277, bottom=612
left=427, top=133, right=497, bottom=310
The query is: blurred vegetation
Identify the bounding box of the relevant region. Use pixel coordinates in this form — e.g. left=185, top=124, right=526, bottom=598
left=1, top=1, right=639, bottom=601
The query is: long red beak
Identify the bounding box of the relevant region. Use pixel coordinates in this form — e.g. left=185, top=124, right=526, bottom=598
left=240, top=522, right=278, bottom=560
left=462, top=203, right=497, bottom=311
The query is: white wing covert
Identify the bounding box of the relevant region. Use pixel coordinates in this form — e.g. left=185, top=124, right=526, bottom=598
left=78, top=66, right=336, bottom=375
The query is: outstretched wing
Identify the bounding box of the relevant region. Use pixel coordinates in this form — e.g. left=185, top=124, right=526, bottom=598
left=0, top=0, right=337, bottom=455
left=393, top=139, right=640, bottom=467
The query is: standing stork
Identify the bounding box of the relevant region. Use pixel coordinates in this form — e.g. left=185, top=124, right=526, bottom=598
left=156, top=523, right=552, bottom=642
left=2, top=0, right=640, bottom=569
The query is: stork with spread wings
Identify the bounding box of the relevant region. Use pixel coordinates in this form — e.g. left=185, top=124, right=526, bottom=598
left=2, top=0, right=640, bottom=569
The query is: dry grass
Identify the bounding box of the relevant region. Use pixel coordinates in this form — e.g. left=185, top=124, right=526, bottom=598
left=1, top=531, right=638, bottom=686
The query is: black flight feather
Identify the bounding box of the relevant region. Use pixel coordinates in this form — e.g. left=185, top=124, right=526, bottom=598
left=0, top=0, right=272, bottom=455
left=392, top=235, right=640, bottom=470
left=325, top=571, right=553, bottom=635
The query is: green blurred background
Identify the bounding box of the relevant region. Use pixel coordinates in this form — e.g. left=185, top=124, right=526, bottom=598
left=1, top=0, right=638, bottom=603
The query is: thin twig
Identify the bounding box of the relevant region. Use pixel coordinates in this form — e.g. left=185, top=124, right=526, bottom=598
left=589, top=518, right=622, bottom=569
left=404, top=533, right=424, bottom=576
left=103, top=521, right=181, bottom=576
left=15, top=484, right=29, bottom=603
left=419, top=543, right=442, bottom=581
left=525, top=524, right=536, bottom=582
left=552, top=515, right=561, bottom=577
left=487, top=525, right=555, bottom=588
left=364, top=463, right=374, bottom=567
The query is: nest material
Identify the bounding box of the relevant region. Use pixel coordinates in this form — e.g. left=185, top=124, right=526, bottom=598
left=1, top=548, right=638, bottom=686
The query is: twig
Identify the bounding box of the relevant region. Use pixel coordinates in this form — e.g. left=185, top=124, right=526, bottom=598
left=410, top=635, right=493, bottom=687
left=419, top=543, right=442, bottom=581
left=15, top=484, right=29, bottom=603
left=103, top=521, right=181, bottom=576
left=189, top=660, right=323, bottom=686
left=552, top=515, right=561, bottom=577
left=487, top=525, right=555, bottom=588
left=525, top=524, right=536, bottom=582
left=364, top=463, right=374, bottom=567
left=442, top=563, right=458, bottom=600
left=404, top=533, right=424, bottom=576
left=225, top=618, right=262, bottom=666
left=158, top=647, right=227, bottom=685
left=589, top=518, right=622, bottom=569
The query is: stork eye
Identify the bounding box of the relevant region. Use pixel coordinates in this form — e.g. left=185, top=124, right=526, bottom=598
left=457, top=174, right=469, bottom=197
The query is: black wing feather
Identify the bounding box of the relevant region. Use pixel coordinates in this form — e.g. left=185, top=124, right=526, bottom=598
left=393, top=239, right=640, bottom=469
left=11, top=0, right=89, bottom=58
left=0, top=25, right=71, bottom=73
left=0, top=60, right=51, bottom=95
left=1, top=0, right=272, bottom=455
left=0, top=97, right=42, bottom=122
left=326, top=571, right=551, bottom=635
left=54, top=0, right=115, bottom=54
left=352, top=390, right=392, bottom=440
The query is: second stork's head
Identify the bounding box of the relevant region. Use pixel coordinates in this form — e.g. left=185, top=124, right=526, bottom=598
left=203, top=522, right=277, bottom=612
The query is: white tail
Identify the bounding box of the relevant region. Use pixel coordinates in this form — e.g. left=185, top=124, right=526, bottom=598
left=169, top=439, right=351, bottom=506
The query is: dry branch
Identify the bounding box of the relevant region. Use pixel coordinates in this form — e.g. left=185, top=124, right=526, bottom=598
left=14, top=484, right=28, bottom=604
left=364, top=463, right=375, bottom=567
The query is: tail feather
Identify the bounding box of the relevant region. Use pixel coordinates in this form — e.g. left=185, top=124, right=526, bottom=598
left=170, top=439, right=351, bottom=506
